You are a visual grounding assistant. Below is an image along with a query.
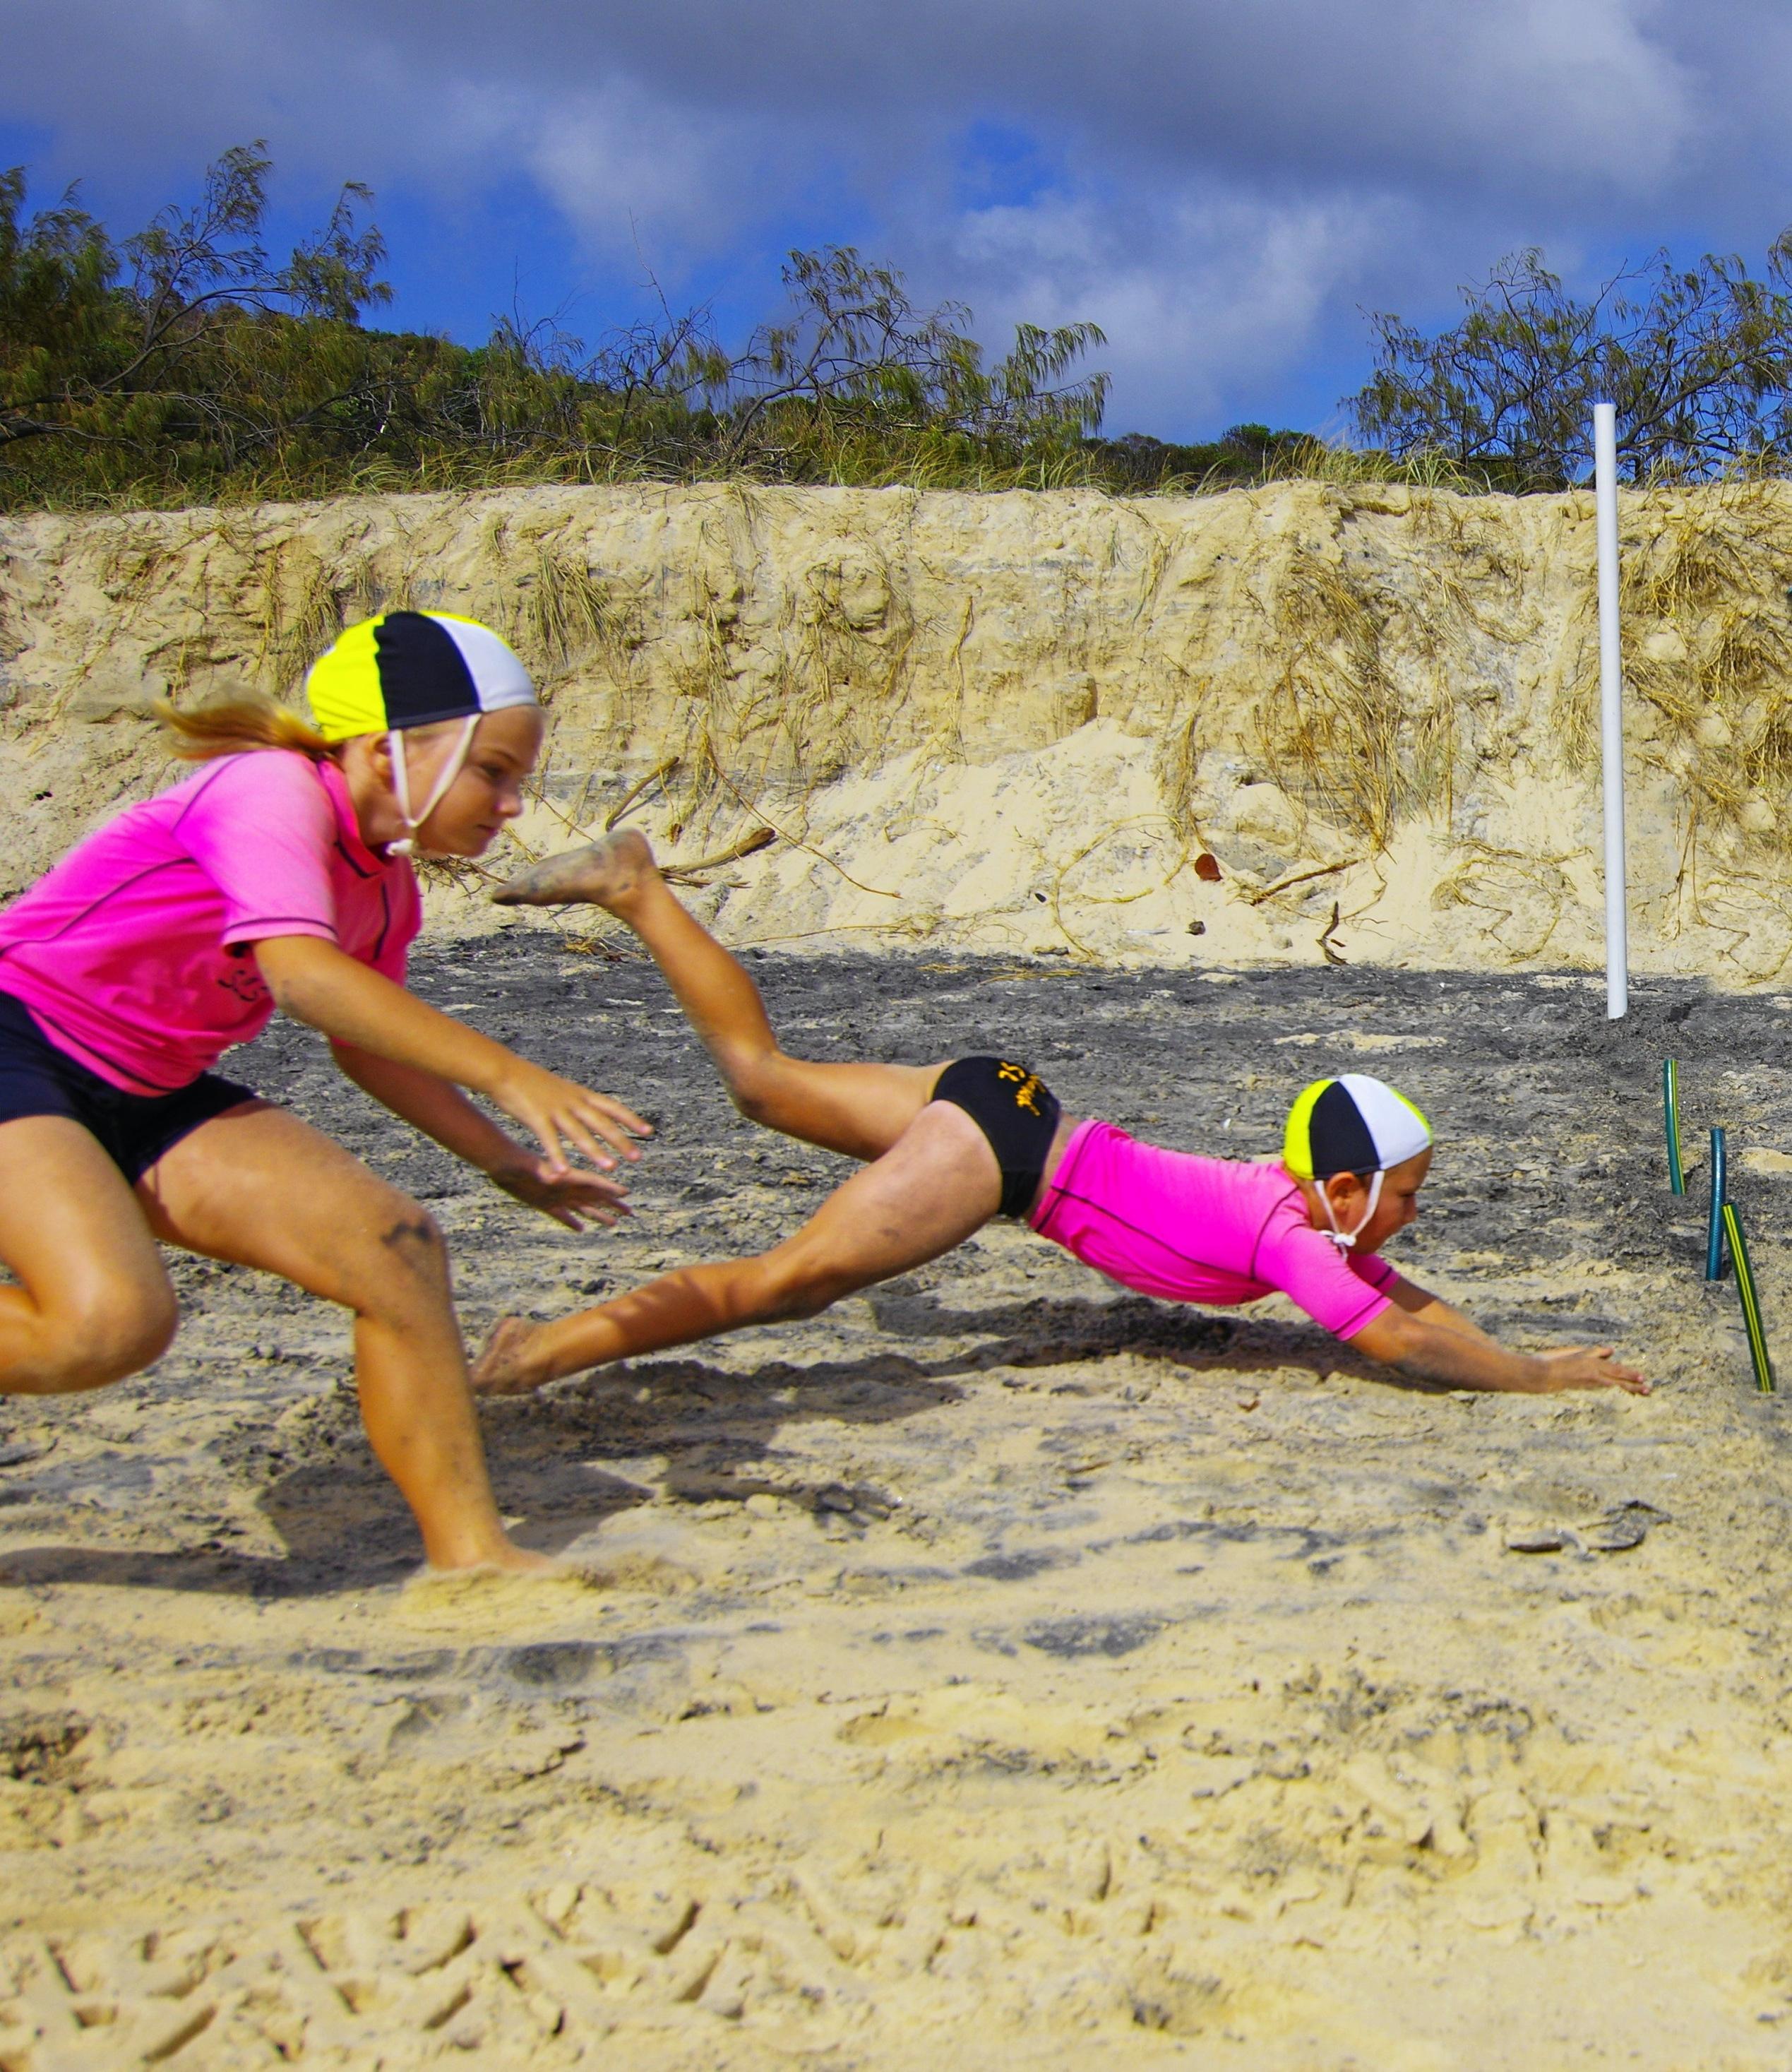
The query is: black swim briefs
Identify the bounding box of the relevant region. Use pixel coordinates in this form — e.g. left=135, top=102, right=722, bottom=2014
left=930, top=1055, right=1063, bottom=1219
left=0, top=990, right=259, bottom=1184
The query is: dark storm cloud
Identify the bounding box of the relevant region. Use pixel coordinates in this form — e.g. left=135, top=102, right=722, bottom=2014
left=6, top=0, right=1721, bottom=196
left=6, top=1, right=1791, bottom=429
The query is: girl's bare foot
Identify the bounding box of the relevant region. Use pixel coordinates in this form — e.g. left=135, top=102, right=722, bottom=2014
left=481, top=1542, right=560, bottom=1575
left=471, top=1315, right=551, bottom=1394
left=492, top=830, right=657, bottom=910
left=407, top=1545, right=565, bottom=1588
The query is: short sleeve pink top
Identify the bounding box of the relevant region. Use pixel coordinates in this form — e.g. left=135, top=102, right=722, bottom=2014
left=0, top=751, right=422, bottom=1092
left=1029, top=1119, right=1397, bottom=1339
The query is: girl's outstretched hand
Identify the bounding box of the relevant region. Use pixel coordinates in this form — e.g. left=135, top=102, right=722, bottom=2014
left=1535, top=1346, right=1650, bottom=1395
left=487, top=1153, right=632, bottom=1230
left=486, top=1059, right=652, bottom=1174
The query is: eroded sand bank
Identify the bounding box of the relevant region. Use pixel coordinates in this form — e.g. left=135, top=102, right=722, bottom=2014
left=4, top=950, right=1792, bottom=2068
left=9, top=478, right=1792, bottom=976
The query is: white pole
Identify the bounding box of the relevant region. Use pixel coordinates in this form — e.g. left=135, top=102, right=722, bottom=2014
left=1594, top=401, right=1627, bottom=1019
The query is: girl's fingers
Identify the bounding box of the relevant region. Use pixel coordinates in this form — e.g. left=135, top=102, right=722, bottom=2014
left=558, top=1116, right=619, bottom=1171
left=524, top=1100, right=612, bottom=1172
left=505, top=1072, right=651, bottom=1175
left=578, top=1100, right=644, bottom=1160
left=533, top=1117, right=570, bottom=1177
left=595, top=1093, right=653, bottom=1138
left=581, top=1121, right=633, bottom=1162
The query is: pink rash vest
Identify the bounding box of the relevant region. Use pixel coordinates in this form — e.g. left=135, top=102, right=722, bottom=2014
left=1029, top=1120, right=1399, bottom=1340
left=0, top=751, right=420, bottom=1092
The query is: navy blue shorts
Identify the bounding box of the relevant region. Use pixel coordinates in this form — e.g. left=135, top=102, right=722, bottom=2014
left=0, top=991, right=259, bottom=1184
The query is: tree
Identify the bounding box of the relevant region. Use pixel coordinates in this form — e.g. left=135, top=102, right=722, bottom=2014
left=0, top=143, right=388, bottom=459
left=1350, top=240, right=1792, bottom=486
left=715, top=246, right=1109, bottom=463
left=0, top=150, right=1116, bottom=506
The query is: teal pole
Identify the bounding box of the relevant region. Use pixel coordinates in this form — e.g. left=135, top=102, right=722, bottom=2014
left=1706, top=1126, right=1728, bottom=1280
left=1663, top=1059, right=1685, bottom=1194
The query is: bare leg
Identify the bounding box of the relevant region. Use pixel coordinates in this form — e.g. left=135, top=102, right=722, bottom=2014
left=496, top=830, right=940, bottom=1162
left=140, top=1103, right=542, bottom=1573
left=475, top=1102, right=1002, bottom=1391
left=0, top=1117, right=178, bottom=1393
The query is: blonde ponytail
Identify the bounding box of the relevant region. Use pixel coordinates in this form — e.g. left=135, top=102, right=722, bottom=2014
left=156, top=694, right=335, bottom=764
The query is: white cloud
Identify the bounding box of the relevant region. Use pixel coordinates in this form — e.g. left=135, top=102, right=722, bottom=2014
left=940, top=186, right=1402, bottom=429
left=524, top=80, right=802, bottom=263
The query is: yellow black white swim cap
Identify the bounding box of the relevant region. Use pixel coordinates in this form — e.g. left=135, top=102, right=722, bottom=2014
left=1284, top=1074, right=1431, bottom=1180
left=304, top=611, right=535, bottom=742
left=305, top=612, right=537, bottom=856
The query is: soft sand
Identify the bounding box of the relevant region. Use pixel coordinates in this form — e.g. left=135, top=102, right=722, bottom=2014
left=4, top=950, right=1792, bottom=2068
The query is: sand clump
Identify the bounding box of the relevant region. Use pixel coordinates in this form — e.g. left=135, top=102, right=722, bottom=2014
left=7, top=479, right=1792, bottom=975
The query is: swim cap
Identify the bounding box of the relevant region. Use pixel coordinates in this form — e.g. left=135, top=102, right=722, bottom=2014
left=1283, top=1074, right=1431, bottom=1180
left=304, top=611, right=535, bottom=741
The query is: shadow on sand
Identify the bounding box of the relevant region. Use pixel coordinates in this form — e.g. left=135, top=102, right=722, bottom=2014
left=0, top=1297, right=1437, bottom=1600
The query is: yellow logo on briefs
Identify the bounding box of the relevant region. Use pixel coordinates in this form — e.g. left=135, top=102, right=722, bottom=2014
left=996, top=1062, right=1045, bottom=1116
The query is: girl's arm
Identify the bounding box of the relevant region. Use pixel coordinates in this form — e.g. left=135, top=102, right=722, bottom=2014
left=331, top=1043, right=630, bottom=1230
left=1350, top=1298, right=1647, bottom=1394
left=253, top=935, right=650, bottom=1173
left=1381, top=1273, right=1500, bottom=1347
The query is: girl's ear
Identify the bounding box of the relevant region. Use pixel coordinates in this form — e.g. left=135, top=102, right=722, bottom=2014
left=340, top=732, right=393, bottom=785
left=1325, top=1169, right=1367, bottom=1213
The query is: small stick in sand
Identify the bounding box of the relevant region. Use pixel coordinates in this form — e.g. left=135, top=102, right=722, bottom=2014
left=663, top=826, right=778, bottom=881
left=604, top=756, right=681, bottom=830
left=1247, top=855, right=1364, bottom=907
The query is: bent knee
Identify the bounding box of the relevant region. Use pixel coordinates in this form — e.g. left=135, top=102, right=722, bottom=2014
left=42, top=1287, right=178, bottom=1391
left=363, top=1197, right=449, bottom=1297
left=377, top=1201, right=445, bottom=1258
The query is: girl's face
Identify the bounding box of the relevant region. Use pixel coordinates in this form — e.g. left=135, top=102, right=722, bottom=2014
left=402, top=708, right=544, bottom=858
left=1320, top=1147, right=1432, bottom=1254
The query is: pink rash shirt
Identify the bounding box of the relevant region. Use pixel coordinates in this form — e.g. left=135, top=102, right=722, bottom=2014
left=1029, top=1120, right=1399, bottom=1340
left=0, top=751, right=421, bottom=1093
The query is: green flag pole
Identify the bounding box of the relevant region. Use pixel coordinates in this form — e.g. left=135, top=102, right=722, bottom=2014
left=1721, top=1201, right=1774, bottom=1393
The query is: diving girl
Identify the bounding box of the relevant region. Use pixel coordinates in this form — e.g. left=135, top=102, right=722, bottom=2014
left=473, top=830, right=1645, bottom=1400
left=0, top=612, right=648, bottom=1571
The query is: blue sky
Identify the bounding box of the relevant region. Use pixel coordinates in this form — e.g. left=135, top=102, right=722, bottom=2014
left=6, top=1, right=1792, bottom=441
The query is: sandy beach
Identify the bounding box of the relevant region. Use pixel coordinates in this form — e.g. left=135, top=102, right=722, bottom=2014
left=4, top=945, right=1791, bottom=2067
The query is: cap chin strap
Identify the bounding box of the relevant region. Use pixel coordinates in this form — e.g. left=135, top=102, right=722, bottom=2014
left=1318, top=1167, right=1383, bottom=1252
left=385, top=717, right=480, bottom=857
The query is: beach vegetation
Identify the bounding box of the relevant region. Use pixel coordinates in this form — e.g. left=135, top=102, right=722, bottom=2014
left=0, top=147, right=1127, bottom=511
left=1351, top=241, right=1792, bottom=487
left=13, top=144, right=1791, bottom=511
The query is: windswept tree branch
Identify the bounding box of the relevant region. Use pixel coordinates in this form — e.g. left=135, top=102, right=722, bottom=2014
left=1351, top=240, right=1792, bottom=484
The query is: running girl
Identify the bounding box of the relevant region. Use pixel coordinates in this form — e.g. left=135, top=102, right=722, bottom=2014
left=0, top=611, right=649, bottom=1572
left=473, top=831, right=1644, bottom=1399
